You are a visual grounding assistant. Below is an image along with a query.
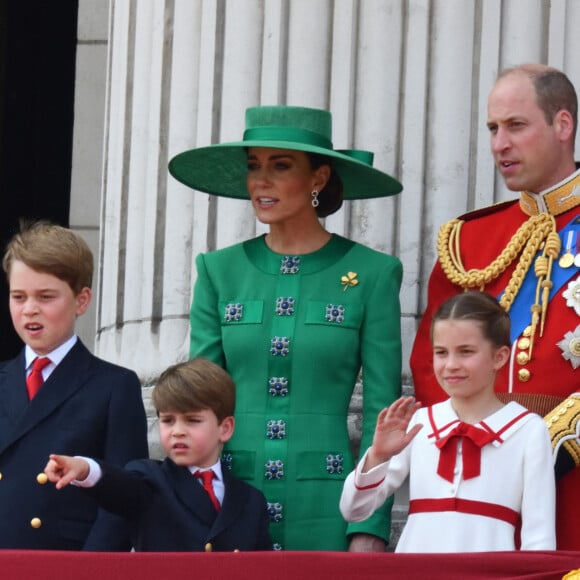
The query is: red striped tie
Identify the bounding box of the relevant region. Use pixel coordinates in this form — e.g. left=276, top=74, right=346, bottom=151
left=26, top=357, right=51, bottom=400
left=194, top=470, right=220, bottom=511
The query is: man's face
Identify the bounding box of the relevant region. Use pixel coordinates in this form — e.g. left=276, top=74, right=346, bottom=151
left=487, top=73, right=572, bottom=193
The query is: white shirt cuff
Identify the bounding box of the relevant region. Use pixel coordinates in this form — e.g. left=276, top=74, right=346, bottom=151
left=71, top=456, right=103, bottom=487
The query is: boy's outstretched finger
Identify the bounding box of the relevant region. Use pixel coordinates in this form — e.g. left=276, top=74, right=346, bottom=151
left=43, top=455, right=61, bottom=480
left=44, top=454, right=75, bottom=489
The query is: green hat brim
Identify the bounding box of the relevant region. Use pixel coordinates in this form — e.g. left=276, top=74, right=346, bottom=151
left=168, top=140, right=402, bottom=200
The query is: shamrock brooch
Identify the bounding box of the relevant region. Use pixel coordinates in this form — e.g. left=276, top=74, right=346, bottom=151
left=341, top=271, right=358, bottom=292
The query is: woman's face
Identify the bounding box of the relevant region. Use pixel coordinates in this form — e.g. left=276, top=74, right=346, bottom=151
left=246, top=147, right=329, bottom=226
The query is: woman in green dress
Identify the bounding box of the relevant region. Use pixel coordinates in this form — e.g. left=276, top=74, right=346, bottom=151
left=169, top=106, right=403, bottom=551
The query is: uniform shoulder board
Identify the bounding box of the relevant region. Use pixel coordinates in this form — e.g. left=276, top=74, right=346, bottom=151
left=457, top=199, right=518, bottom=221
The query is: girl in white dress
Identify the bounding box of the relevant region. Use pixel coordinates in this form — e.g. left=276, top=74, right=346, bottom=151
left=340, top=290, right=556, bottom=552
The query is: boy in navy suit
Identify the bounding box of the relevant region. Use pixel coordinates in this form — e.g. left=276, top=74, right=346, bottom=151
left=45, top=358, right=273, bottom=552
left=0, top=221, right=148, bottom=550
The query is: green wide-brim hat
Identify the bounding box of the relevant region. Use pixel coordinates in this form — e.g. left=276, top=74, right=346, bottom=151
left=168, top=106, right=402, bottom=200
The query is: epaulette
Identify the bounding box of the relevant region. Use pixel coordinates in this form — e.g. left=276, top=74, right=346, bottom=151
left=457, top=199, right=519, bottom=222
left=545, top=394, right=580, bottom=480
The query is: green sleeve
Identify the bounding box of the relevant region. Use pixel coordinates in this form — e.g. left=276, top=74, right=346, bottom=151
left=189, top=253, right=226, bottom=367
left=346, top=255, right=403, bottom=544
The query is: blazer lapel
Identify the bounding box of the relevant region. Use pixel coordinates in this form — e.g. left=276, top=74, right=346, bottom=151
left=0, top=353, right=30, bottom=444
left=164, top=459, right=218, bottom=526
left=0, top=341, right=92, bottom=454
left=207, top=464, right=248, bottom=538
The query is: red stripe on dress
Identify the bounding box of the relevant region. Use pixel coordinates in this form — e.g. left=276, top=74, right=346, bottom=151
left=354, top=479, right=385, bottom=491
left=353, top=465, right=385, bottom=490
left=408, top=498, right=520, bottom=526
left=493, top=410, right=531, bottom=437
left=427, top=405, right=460, bottom=440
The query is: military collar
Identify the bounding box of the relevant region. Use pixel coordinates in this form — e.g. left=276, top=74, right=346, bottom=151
left=520, top=168, right=580, bottom=216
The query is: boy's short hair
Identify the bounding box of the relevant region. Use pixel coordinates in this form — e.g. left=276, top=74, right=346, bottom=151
left=2, top=221, right=93, bottom=294
left=152, top=358, right=235, bottom=423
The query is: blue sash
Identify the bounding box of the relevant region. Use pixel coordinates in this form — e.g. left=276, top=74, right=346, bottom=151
left=503, top=214, right=580, bottom=342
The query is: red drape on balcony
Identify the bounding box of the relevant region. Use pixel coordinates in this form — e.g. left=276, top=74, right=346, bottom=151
left=2, top=549, right=580, bottom=580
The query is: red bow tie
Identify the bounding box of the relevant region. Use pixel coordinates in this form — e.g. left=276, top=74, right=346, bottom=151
left=435, top=422, right=497, bottom=483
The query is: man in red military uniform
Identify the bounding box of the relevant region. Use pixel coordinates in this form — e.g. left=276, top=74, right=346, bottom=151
left=411, top=63, right=580, bottom=551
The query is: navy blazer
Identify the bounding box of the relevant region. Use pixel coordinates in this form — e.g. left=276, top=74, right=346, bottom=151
left=0, top=341, right=148, bottom=550
left=87, top=457, right=273, bottom=552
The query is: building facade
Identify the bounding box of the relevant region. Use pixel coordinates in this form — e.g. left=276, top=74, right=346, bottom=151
left=68, top=0, right=580, bottom=548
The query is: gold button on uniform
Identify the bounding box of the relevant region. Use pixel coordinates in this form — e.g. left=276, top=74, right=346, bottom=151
left=37, top=473, right=48, bottom=484
left=517, top=337, right=530, bottom=350
left=522, top=326, right=532, bottom=337
left=30, top=518, right=42, bottom=529
left=516, top=351, right=530, bottom=365
left=518, top=368, right=531, bottom=382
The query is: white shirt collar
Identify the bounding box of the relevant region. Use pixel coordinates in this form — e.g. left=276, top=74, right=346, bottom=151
left=189, top=459, right=223, bottom=482
left=25, top=334, right=78, bottom=370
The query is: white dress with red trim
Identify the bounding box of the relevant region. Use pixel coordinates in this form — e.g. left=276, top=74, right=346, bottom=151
left=340, top=400, right=556, bottom=553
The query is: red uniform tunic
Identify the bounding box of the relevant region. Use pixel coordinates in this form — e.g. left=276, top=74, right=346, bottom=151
left=411, top=172, right=580, bottom=550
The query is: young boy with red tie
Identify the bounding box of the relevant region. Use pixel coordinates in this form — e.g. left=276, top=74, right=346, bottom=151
left=0, top=221, right=148, bottom=550
left=45, top=357, right=273, bottom=552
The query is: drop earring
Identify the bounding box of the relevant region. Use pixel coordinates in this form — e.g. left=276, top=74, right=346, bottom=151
left=311, top=189, right=320, bottom=208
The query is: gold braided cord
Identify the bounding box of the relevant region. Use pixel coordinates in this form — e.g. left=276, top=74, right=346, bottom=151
left=438, top=212, right=560, bottom=357
left=538, top=232, right=561, bottom=336
left=438, top=213, right=558, bottom=312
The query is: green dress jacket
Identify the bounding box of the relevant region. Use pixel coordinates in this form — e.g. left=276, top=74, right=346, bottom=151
left=190, top=234, right=402, bottom=550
